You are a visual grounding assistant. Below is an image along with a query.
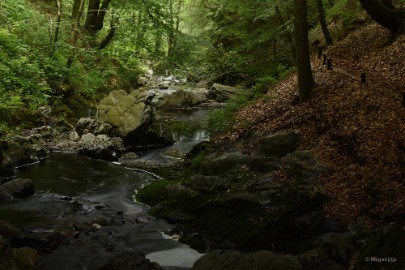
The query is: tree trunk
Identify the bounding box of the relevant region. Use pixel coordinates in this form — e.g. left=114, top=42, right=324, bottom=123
left=85, top=0, right=112, bottom=33
left=294, top=0, right=314, bottom=102
left=359, top=0, right=405, bottom=35
left=51, top=0, right=62, bottom=55
left=67, top=0, right=85, bottom=67
left=69, top=0, right=85, bottom=46
left=316, top=0, right=333, bottom=45
left=275, top=5, right=296, bottom=65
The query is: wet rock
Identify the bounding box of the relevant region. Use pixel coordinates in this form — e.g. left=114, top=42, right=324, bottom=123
left=208, top=83, right=240, bottom=102
left=0, top=235, right=13, bottom=270
left=164, top=147, right=185, bottom=159
left=121, top=159, right=182, bottom=180
left=44, top=230, right=79, bottom=252
left=0, top=178, right=35, bottom=199
left=12, top=247, right=39, bottom=270
left=78, top=145, right=121, bottom=162
left=78, top=134, right=122, bottom=161
left=192, top=250, right=302, bottom=270
left=0, top=220, right=20, bottom=240
left=0, top=154, right=15, bottom=182
left=98, top=251, right=164, bottom=270
left=0, top=236, right=38, bottom=270
left=76, top=117, right=113, bottom=137
left=123, top=123, right=174, bottom=149
left=3, top=138, right=48, bottom=168
left=256, top=130, right=301, bottom=158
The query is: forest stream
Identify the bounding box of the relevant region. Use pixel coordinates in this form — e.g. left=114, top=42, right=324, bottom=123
left=0, top=108, right=210, bottom=270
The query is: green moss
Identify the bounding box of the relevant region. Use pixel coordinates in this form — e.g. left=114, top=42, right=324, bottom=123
left=136, top=180, right=174, bottom=206
left=191, top=154, right=205, bottom=170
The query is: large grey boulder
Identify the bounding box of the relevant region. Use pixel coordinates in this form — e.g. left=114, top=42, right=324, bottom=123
left=97, top=90, right=152, bottom=137
left=192, top=250, right=302, bottom=270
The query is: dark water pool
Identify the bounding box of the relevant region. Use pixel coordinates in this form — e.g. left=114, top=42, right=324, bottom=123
left=0, top=153, right=202, bottom=270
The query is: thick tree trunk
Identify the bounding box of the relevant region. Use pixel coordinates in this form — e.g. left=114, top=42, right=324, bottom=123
left=359, top=0, right=405, bottom=34
left=294, top=0, right=314, bottom=102
left=85, top=0, right=112, bottom=32
left=316, top=0, right=333, bottom=45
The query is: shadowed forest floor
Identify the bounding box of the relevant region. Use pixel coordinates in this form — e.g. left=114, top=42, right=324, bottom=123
left=218, top=23, right=405, bottom=225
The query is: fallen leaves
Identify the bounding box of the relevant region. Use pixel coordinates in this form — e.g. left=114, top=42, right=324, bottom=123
left=216, top=23, right=405, bottom=225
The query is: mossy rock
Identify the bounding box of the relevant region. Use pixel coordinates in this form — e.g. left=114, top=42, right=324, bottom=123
left=136, top=180, right=175, bottom=206
left=198, top=152, right=277, bottom=176
left=247, top=190, right=325, bottom=253
left=257, top=130, right=301, bottom=158
left=137, top=181, right=205, bottom=213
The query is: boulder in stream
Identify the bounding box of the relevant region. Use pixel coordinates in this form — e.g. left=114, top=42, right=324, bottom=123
left=77, top=134, right=122, bottom=161
left=0, top=178, right=35, bottom=199
left=97, top=90, right=152, bottom=138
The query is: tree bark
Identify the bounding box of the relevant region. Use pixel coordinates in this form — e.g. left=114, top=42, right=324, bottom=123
left=51, top=0, right=62, bottom=55
left=69, top=0, right=85, bottom=46
left=294, top=0, right=314, bottom=102
left=85, top=0, right=112, bottom=33
left=359, top=0, right=405, bottom=35
left=316, top=0, right=333, bottom=45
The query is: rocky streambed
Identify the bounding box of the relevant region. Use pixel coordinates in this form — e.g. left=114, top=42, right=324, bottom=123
left=1, top=75, right=404, bottom=270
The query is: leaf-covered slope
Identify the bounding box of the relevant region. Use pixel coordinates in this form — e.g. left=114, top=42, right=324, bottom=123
left=219, top=23, right=405, bottom=224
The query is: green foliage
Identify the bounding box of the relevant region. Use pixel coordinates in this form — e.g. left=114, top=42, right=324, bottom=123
left=191, top=153, right=205, bottom=170
left=187, top=0, right=296, bottom=84
left=251, top=64, right=290, bottom=96
left=326, top=0, right=365, bottom=35
left=208, top=92, right=252, bottom=135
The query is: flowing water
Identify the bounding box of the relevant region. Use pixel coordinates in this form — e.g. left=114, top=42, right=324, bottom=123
left=0, top=108, right=211, bottom=270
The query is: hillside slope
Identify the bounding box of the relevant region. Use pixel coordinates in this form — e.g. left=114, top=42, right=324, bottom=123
left=222, top=23, right=405, bottom=224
